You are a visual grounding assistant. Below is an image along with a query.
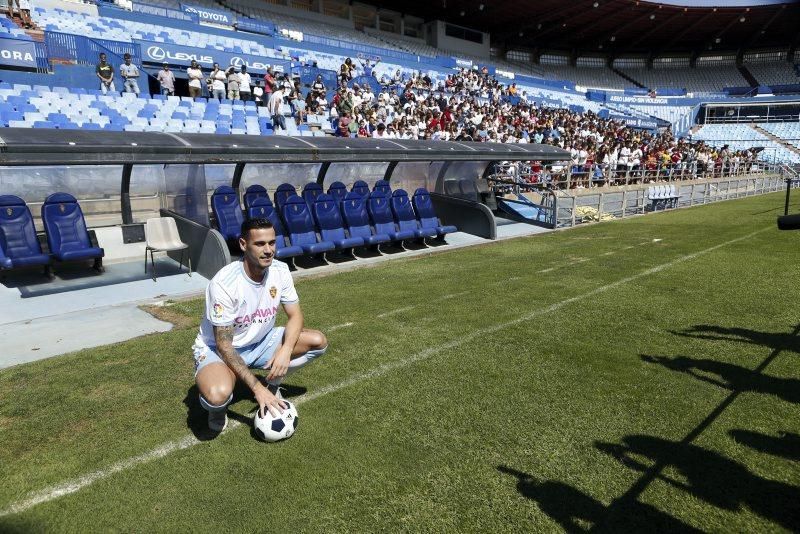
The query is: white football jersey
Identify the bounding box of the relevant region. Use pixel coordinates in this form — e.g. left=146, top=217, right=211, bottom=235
left=195, top=260, right=298, bottom=350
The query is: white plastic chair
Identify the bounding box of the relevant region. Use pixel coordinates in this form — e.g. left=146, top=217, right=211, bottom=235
left=144, top=217, right=191, bottom=281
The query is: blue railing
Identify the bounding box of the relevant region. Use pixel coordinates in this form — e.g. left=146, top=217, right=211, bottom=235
left=44, top=31, right=142, bottom=66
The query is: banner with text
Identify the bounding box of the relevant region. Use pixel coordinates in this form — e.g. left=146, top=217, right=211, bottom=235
left=137, top=40, right=288, bottom=76
left=608, top=113, right=659, bottom=130
left=0, top=37, right=38, bottom=69
left=179, top=3, right=234, bottom=26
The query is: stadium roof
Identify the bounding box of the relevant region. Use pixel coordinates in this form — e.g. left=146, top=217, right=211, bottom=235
left=368, top=0, right=800, bottom=56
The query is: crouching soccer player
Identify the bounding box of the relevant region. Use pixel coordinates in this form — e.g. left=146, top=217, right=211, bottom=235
left=192, top=218, right=328, bottom=432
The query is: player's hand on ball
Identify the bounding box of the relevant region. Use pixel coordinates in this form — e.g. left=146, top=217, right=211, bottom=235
left=254, top=383, right=285, bottom=418
left=266, top=350, right=291, bottom=381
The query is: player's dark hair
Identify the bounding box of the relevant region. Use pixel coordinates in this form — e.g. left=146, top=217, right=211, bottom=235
left=240, top=218, right=274, bottom=239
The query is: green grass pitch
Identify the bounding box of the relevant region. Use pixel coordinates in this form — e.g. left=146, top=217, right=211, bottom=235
left=1, top=191, right=799, bottom=532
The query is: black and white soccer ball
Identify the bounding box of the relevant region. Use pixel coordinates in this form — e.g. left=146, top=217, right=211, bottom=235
left=254, top=400, right=298, bottom=442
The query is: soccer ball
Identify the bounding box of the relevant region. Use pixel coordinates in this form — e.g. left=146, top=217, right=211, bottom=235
left=253, top=400, right=299, bottom=442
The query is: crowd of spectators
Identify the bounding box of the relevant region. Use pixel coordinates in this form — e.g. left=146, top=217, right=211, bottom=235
left=321, top=63, right=761, bottom=187
left=90, top=52, right=760, bottom=188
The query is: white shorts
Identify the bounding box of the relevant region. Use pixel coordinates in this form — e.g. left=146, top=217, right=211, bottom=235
left=193, top=327, right=285, bottom=376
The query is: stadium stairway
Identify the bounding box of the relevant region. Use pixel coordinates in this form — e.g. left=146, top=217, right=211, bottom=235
left=737, top=64, right=759, bottom=88
left=752, top=124, right=800, bottom=159
left=611, top=67, right=646, bottom=89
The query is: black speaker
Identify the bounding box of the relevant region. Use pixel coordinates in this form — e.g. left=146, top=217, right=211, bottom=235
left=777, top=214, right=800, bottom=231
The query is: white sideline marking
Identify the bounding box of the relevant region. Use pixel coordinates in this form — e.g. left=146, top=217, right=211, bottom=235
left=328, top=322, right=354, bottom=332
left=653, top=238, right=663, bottom=243
left=602, top=251, right=615, bottom=256
left=0, top=227, right=768, bottom=518
left=538, top=267, right=555, bottom=273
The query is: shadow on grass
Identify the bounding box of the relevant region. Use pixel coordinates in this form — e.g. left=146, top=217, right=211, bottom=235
left=641, top=354, right=800, bottom=404
left=670, top=324, right=800, bottom=354
left=496, top=466, right=701, bottom=533
left=183, top=380, right=307, bottom=441
left=595, top=434, right=800, bottom=531
left=728, top=429, right=800, bottom=461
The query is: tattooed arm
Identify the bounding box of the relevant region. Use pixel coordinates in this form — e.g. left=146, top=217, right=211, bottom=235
left=214, top=325, right=283, bottom=415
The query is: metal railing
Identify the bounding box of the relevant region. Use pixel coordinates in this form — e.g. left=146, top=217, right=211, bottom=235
left=553, top=173, right=787, bottom=228
left=486, top=161, right=789, bottom=229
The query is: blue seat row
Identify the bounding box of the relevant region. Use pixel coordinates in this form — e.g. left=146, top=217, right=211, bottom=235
left=210, top=182, right=456, bottom=265
left=0, top=193, right=105, bottom=276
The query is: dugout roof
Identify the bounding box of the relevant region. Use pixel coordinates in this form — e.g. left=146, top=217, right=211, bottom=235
left=0, top=128, right=570, bottom=166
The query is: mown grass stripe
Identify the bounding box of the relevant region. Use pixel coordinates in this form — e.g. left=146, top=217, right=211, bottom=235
left=0, top=226, right=770, bottom=519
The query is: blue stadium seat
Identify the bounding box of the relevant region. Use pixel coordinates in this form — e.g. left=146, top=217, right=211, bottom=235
left=210, top=185, right=244, bottom=242
left=367, top=191, right=415, bottom=243
left=411, top=188, right=457, bottom=238
left=340, top=192, right=390, bottom=247
left=327, top=181, right=348, bottom=203
left=281, top=195, right=334, bottom=256
left=243, top=184, right=269, bottom=211
left=351, top=180, right=370, bottom=197
left=246, top=198, right=303, bottom=260
left=301, top=182, right=323, bottom=210
left=0, top=195, right=51, bottom=275
left=41, top=193, right=104, bottom=269
left=312, top=194, right=363, bottom=251
left=274, top=183, right=297, bottom=215
left=373, top=179, right=391, bottom=195
left=390, top=189, right=437, bottom=239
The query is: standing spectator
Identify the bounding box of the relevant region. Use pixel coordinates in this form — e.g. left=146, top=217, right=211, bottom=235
left=312, top=74, right=325, bottom=95
left=268, top=84, right=286, bottom=132
left=262, top=67, right=275, bottom=102
left=339, top=57, right=354, bottom=84
left=226, top=66, right=240, bottom=101
left=238, top=65, right=252, bottom=102
left=119, top=53, right=141, bottom=95
left=156, top=63, right=175, bottom=96
left=4, top=0, right=12, bottom=20
left=96, top=53, right=115, bottom=95
left=210, top=63, right=226, bottom=100
left=187, top=60, right=203, bottom=98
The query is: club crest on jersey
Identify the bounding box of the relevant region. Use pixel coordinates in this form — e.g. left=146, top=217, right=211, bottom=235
left=269, top=286, right=277, bottom=298
left=212, top=302, right=224, bottom=319
left=5, top=208, right=11, bottom=216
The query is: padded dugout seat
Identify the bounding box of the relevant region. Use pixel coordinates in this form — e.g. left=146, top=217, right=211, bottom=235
left=301, top=182, right=324, bottom=209
left=340, top=192, right=391, bottom=247
left=210, top=185, right=244, bottom=241
left=327, top=181, right=348, bottom=203
left=412, top=188, right=457, bottom=238
left=312, top=194, right=364, bottom=251
left=390, top=189, right=438, bottom=239
left=373, top=179, right=391, bottom=195
left=0, top=195, right=52, bottom=276
left=246, top=198, right=303, bottom=260
left=41, top=192, right=104, bottom=270
left=281, top=195, right=335, bottom=255
left=274, top=183, right=297, bottom=215
left=243, top=184, right=269, bottom=211
left=351, top=180, right=370, bottom=197
left=367, top=191, right=415, bottom=243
